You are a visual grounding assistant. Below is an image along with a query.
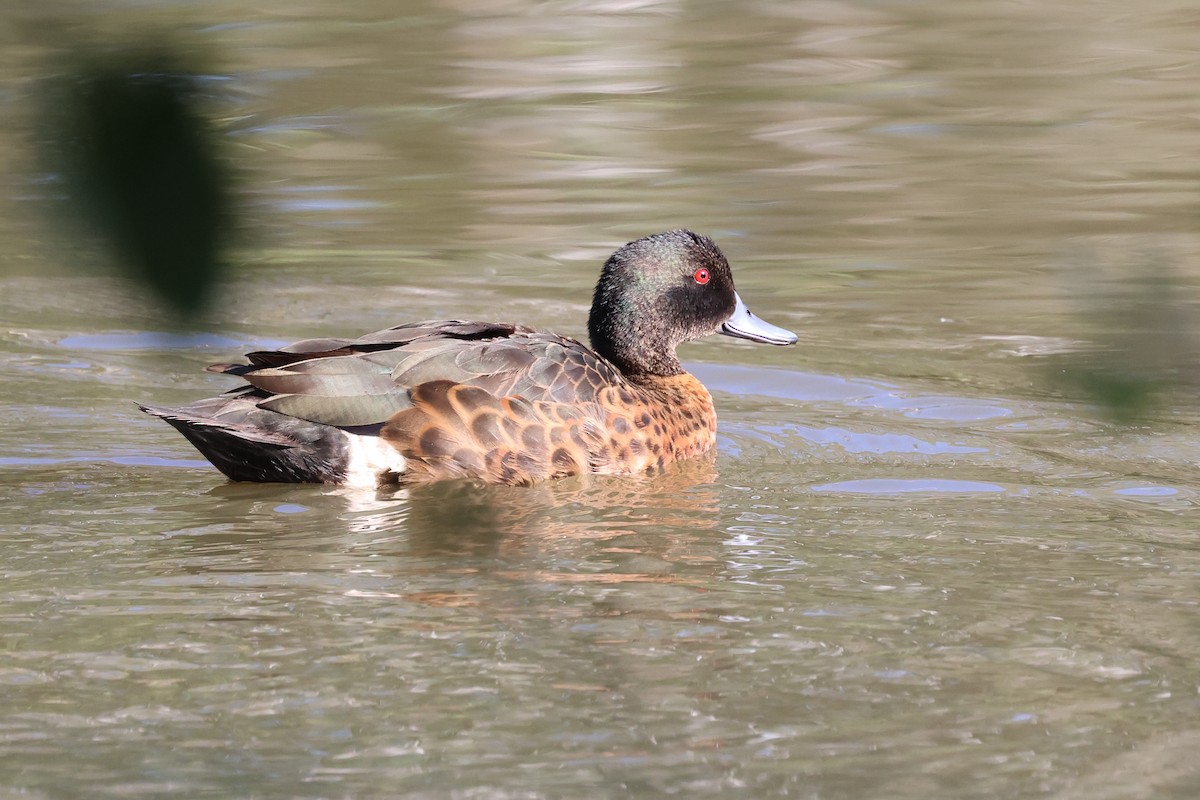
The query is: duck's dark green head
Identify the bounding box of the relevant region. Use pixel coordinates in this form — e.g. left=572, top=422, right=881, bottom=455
left=588, top=230, right=796, bottom=377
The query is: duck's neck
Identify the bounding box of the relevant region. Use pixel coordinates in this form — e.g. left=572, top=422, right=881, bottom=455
left=599, top=339, right=683, bottom=379
left=588, top=310, right=683, bottom=378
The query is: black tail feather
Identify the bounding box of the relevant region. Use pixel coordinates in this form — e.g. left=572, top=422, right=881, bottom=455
left=139, top=403, right=349, bottom=483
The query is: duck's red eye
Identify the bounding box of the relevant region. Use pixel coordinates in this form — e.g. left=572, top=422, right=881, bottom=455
left=693, top=268, right=710, bottom=285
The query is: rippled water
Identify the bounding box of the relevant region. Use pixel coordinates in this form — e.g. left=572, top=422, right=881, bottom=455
left=3, top=1, right=1200, bottom=797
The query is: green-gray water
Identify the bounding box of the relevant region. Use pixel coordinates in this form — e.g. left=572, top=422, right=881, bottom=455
left=2, top=1, right=1199, bottom=797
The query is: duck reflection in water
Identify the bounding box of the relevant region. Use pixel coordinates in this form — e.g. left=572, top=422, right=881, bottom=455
left=342, top=453, right=722, bottom=562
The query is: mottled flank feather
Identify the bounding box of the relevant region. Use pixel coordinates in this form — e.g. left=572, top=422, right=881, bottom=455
left=380, top=380, right=607, bottom=485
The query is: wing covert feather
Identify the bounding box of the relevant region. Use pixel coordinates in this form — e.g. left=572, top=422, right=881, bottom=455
left=211, top=320, right=626, bottom=428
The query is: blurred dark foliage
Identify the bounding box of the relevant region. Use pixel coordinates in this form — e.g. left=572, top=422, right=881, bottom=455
left=1052, top=262, right=1196, bottom=423
left=1068, top=369, right=1163, bottom=424
left=38, top=47, right=232, bottom=318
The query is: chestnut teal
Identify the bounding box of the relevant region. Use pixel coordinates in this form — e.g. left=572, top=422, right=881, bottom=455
left=141, top=230, right=797, bottom=486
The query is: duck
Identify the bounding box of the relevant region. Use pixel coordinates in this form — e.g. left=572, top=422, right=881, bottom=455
left=140, top=230, right=797, bottom=487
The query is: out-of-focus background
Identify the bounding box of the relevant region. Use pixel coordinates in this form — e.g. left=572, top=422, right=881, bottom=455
left=2, top=2, right=1199, bottom=797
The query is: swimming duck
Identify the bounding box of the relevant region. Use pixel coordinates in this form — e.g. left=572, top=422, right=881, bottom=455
left=141, top=230, right=796, bottom=486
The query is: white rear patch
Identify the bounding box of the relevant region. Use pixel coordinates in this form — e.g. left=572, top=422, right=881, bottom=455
left=341, top=432, right=407, bottom=487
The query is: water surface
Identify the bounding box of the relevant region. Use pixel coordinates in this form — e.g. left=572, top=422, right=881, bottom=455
left=2, top=1, right=1200, bottom=797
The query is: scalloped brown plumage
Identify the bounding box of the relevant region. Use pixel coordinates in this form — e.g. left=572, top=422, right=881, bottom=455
left=141, top=230, right=796, bottom=486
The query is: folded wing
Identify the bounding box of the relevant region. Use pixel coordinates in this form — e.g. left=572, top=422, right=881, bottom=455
left=212, top=320, right=626, bottom=428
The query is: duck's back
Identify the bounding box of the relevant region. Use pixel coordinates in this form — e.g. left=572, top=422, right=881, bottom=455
left=230, top=320, right=624, bottom=412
